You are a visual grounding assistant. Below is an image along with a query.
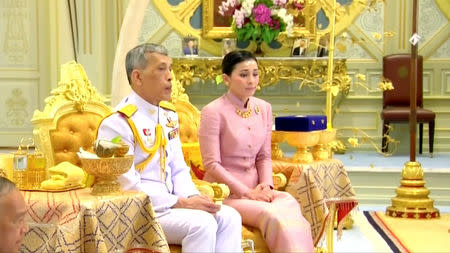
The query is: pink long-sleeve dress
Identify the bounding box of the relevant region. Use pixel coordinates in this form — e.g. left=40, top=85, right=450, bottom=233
left=199, top=91, right=314, bottom=253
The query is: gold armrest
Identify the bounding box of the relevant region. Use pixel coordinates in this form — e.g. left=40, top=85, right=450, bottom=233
left=273, top=172, right=287, bottom=191
left=193, top=179, right=230, bottom=204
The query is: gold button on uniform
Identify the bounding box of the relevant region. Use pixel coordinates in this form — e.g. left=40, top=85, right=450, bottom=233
left=248, top=127, right=251, bottom=130
left=248, top=145, right=252, bottom=148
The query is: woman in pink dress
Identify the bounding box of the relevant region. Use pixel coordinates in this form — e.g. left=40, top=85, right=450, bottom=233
left=198, top=50, right=314, bottom=253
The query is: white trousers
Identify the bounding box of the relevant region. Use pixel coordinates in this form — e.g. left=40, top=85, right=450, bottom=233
left=158, top=205, right=242, bottom=253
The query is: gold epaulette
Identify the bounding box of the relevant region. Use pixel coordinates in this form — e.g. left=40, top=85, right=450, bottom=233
left=118, top=104, right=138, bottom=118
left=159, top=101, right=176, bottom=112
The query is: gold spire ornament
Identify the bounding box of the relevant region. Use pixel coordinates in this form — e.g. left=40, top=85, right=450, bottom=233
left=386, top=0, right=439, bottom=219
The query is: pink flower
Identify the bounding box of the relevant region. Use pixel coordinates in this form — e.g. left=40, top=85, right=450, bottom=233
left=293, top=1, right=304, bottom=10
left=252, top=4, right=272, bottom=25
left=274, top=0, right=287, bottom=7
left=233, top=9, right=246, bottom=28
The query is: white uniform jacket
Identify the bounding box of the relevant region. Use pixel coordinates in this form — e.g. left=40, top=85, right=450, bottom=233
left=97, top=91, right=199, bottom=216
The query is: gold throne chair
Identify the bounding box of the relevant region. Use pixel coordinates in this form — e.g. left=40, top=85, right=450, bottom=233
left=171, top=73, right=291, bottom=253
left=31, top=61, right=112, bottom=169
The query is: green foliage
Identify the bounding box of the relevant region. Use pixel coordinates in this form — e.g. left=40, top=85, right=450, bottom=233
left=111, top=136, right=122, bottom=144
left=215, top=75, right=223, bottom=84
left=256, top=0, right=274, bottom=7
left=234, top=19, right=282, bottom=45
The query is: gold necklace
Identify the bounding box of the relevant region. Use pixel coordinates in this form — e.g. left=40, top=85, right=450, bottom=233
left=236, top=107, right=252, bottom=118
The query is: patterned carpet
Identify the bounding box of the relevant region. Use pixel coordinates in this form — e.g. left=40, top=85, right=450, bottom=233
left=363, top=211, right=450, bottom=253
left=331, top=206, right=450, bottom=253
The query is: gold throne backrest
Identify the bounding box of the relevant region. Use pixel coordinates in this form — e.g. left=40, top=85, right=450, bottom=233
left=176, top=100, right=200, bottom=143
left=32, top=61, right=112, bottom=168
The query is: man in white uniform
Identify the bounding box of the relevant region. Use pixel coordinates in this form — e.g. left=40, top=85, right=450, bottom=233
left=97, top=43, right=242, bottom=252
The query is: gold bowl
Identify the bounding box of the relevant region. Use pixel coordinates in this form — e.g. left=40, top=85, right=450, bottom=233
left=284, top=131, right=321, bottom=163
left=313, top=128, right=337, bottom=160
left=271, top=130, right=287, bottom=160
left=80, top=155, right=134, bottom=195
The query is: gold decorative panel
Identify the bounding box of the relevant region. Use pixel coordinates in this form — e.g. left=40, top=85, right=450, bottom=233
left=172, top=57, right=347, bottom=88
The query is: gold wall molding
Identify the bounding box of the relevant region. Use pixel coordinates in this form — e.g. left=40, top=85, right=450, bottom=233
left=434, top=0, right=450, bottom=20
left=2, top=0, right=29, bottom=64
left=5, top=88, right=29, bottom=127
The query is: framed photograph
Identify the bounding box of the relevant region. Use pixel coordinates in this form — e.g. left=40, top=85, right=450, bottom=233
left=317, top=35, right=329, bottom=57
left=222, top=38, right=236, bottom=56
left=291, top=38, right=309, bottom=57
left=182, top=36, right=199, bottom=56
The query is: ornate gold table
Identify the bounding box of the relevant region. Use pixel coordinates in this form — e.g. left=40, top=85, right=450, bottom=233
left=20, top=188, right=169, bottom=253
left=172, top=57, right=347, bottom=87
left=273, top=159, right=357, bottom=246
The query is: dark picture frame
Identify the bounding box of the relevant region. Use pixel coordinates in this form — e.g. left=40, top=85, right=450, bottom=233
left=182, top=36, right=199, bottom=56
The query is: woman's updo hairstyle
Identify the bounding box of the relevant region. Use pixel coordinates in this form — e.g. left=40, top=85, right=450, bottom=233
left=222, top=50, right=257, bottom=76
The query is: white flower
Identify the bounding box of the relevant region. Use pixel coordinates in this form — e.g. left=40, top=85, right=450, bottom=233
left=241, top=0, right=255, bottom=17
left=219, top=0, right=240, bottom=16
left=273, top=8, right=294, bottom=35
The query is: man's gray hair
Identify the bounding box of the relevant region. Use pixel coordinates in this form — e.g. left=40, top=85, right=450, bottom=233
left=125, top=43, right=168, bottom=84
left=0, top=177, right=16, bottom=198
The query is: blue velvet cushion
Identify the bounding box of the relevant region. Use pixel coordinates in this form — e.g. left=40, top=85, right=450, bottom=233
left=275, top=115, right=327, bottom=132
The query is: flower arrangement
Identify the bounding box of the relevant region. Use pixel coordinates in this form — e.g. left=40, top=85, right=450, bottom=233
left=218, top=0, right=304, bottom=45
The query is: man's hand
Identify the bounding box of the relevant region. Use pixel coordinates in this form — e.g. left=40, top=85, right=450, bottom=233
left=174, top=195, right=221, bottom=214
left=245, top=184, right=274, bottom=202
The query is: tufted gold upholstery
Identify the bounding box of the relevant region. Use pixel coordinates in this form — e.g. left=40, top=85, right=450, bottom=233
left=32, top=61, right=112, bottom=169
left=50, top=112, right=104, bottom=167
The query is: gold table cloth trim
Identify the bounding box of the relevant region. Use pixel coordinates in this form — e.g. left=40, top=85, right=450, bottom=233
left=21, top=188, right=169, bottom=253
left=275, top=159, right=358, bottom=245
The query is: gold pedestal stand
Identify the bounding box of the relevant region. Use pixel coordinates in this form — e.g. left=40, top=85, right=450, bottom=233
left=386, top=161, right=440, bottom=219
left=271, top=131, right=286, bottom=160
left=285, top=131, right=320, bottom=164
left=313, top=128, right=337, bottom=160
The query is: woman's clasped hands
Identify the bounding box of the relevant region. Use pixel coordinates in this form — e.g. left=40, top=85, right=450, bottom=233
left=245, top=183, right=274, bottom=202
